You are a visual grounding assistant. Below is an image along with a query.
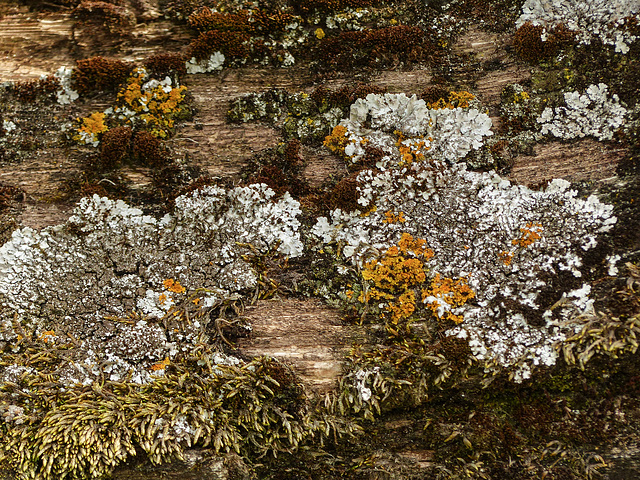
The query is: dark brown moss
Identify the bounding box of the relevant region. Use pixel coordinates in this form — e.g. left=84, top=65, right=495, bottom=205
left=72, top=56, right=134, bottom=95
left=513, top=22, right=575, bottom=63
left=132, top=130, right=164, bottom=167
left=293, top=0, right=376, bottom=15
left=419, top=85, right=451, bottom=105
left=283, top=139, right=303, bottom=171
left=12, top=75, right=60, bottom=103
left=188, top=7, right=250, bottom=33
left=313, top=25, right=440, bottom=71
left=144, top=53, right=188, bottom=81
left=311, top=83, right=387, bottom=113
left=99, top=126, right=133, bottom=170
left=326, top=173, right=364, bottom=212
left=513, top=22, right=547, bottom=62
left=248, top=165, right=291, bottom=196
left=188, top=7, right=296, bottom=37
left=187, top=29, right=251, bottom=61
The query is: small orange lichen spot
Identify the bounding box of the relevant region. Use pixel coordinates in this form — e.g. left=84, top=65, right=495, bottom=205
left=498, top=250, right=514, bottom=266
left=360, top=205, right=377, bottom=217
left=397, top=232, right=433, bottom=258
left=421, top=273, right=475, bottom=324
left=77, top=111, right=108, bottom=135
left=383, top=210, right=406, bottom=224
left=163, top=278, right=186, bottom=294
left=151, top=357, right=170, bottom=371
left=192, top=297, right=201, bottom=305
left=359, top=233, right=433, bottom=324
left=315, top=27, right=325, bottom=39
left=39, top=330, right=55, bottom=343
left=512, top=222, right=543, bottom=248
left=346, top=289, right=354, bottom=300
left=428, top=91, right=475, bottom=110
left=158, top=293, right=168, bottom=305
left=324, top=125, right=351, bottom=156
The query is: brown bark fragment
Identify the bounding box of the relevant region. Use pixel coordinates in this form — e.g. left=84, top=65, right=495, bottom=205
left=239, top=298, right=351, bottom=393
left=509, top=139, right=625, bottom=187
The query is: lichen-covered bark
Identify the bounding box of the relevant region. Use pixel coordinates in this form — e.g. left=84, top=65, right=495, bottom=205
left=1, top=0, right=639, bottom=479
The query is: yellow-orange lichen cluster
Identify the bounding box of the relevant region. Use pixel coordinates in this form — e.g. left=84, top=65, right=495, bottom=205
left=323, top=125, right=351, bottom=155
left=427, top=90, right=475, bottom=110
left=359, top=233, right=433, bottom=324
left=421, top=274, right=475, bottom=324
left=512, top=222, right=543, bottom=248
left=73, top=112, right=109, bottom=145
left=394, top=131, right=431, bottom=166
left=383, top=210, right=406, bottom=224
left=163, top=278, right=186, bottom=294
left=117, top=68, right=188, bottom=138
left=497, top=222, right=543, bottom=265
left=354, top=232, right=476, bottom=327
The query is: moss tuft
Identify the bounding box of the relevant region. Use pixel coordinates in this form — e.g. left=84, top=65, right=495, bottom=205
left=72, top=56, right=135, bottom=95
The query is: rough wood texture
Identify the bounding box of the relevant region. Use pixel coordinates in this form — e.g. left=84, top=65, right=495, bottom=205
left=239, top=298, right=358, bottom=393
left=510, top=139, right=626, bottom=186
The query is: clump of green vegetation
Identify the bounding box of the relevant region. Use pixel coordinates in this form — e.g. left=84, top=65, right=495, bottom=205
left=0, top=324, right=358, bottom=479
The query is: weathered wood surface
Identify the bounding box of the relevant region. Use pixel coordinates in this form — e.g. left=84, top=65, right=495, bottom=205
left=1, top=6, right=637, bottom=479
left=0, top=18, right=626, bottom=388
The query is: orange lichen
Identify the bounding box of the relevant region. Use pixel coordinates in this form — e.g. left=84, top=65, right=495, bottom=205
left=74, top=111, right=109, bottom=145
left=39, top=330, right=56, bottom=343
left=383, top=210, right=406, bottom=224
left=116, top=68, right=188, bottom=138
left=324, top=125, right=351, bottom=156
left=360, top=233, right=434, bottom=324
left=150, top=356, right=170, bottom=371
left=427, top=90, right=475, bottom=109
left=498, top=250, right=514, bottom=266
left=77, top=112, right=109, bottom=136
left=395, top=131, right=430, bottom=165
left=163, top=278, right=186, bottom=294
left=512, top=222, right=543, bottom=248
left=421, top=274, right=475, bottom=324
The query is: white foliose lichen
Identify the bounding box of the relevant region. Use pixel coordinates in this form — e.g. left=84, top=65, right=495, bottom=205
left=516, top=0, right=640, bottom=54
left=338, top=93, right=493, bottom=163
left=2, top=119, right=17, bottom=134
left=53, top=66, right=79, bottom=105
left=315, top=96, right=617, bottom=382
left=185, top=51, right=226, bottom=74
left=537, top=83, right=628, bottom=141
left=0, top=184, right=302, bottom=385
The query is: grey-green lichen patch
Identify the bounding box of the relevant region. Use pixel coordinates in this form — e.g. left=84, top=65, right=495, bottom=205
left=228, top=89, right=343, bottom=144
left=313, top=92, right=618, bottom=383
left=0, top=185, right=302, bottom=386
left=0, top=342, right=358, bottom=480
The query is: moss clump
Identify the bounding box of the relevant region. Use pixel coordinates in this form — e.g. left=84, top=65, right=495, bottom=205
left=312, top=25, right=442, bottom=71
left=242, top=140, right=310, bottom=198
left=132, top=130, right=165, bottom=167
left=144, top=53, right=188, bottom=82
left=293, top=0, right=377, bottom=15
left=11, top=76, right=60, bottom=103
left=72, top=56, right=134, bottom=95
left=99, top=125, right=133, bottom=170
left=0, top=337, right=357, bottom=479
left=513, top=22, right=576, bottom=64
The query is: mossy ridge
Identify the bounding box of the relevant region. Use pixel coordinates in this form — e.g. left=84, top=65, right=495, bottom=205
left=0, top=333, right=359, bottom=479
